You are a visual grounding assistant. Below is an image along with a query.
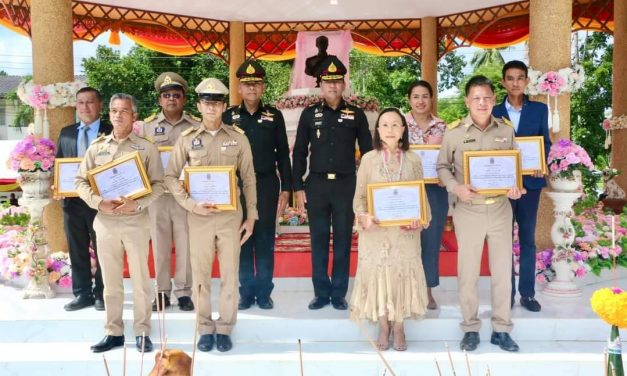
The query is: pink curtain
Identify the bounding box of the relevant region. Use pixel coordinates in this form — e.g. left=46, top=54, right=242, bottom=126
left=289, top=30, right=353, bottom=91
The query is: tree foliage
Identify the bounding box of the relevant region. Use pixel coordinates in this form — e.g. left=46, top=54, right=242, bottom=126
left=570, top=32, right=613, bottom=168
left=5, top=75, right=32, bottom=127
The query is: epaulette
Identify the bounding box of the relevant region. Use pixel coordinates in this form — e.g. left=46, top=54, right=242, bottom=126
left=190, top=114, right=201, bottom=122
left=144, top=113, right=157, bottom=123
left=138, top=135, right=154, bottom=143
left=181, top=127, right=196, bottom=137
left=501, top=117, right=514, bottom=127
left=232, top=125, right=245, bottom=134
left=91, top=133, right=107, bottom=144
left=447, top=119, right=461, bottom=130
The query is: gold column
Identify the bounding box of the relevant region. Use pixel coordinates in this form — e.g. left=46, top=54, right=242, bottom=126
left=529, top=0, right=572, bottom=250
left=229, top=21, right=245, bottom=106
left=612, top=0, right=627, bottom=190
left=30, top=0, right=74, bottom=252
left=421, top=17, right=438, bottom=113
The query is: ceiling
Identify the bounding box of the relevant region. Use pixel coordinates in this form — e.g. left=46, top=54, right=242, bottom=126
left=91, top=0, right=521, bottom=22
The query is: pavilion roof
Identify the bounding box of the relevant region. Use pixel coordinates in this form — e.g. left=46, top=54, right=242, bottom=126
left=0, top=0, right=614, bottom=61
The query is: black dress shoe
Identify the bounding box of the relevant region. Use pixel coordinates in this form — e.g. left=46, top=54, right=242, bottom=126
left=308, top=297, right=330, bottom=310
left=520, top=296, right=541, bottom=312
left=460, top=332, right=480, bottom=351
left=64, top=295, right=95, bottom=311
left=136, top=336, right=153, bottom=352
left=238, top=296, right=255, bottom=310
left=257, top=297, right=274, bottom=310
left=331, top=297, right=348, bottom=310
left=91, top=335, right=124, bottom=353
left=490, top=332, right=519, bottom=352
left=94, top=297, right=105, bottom=311
left=178, top=296, right=195, bottom=311
left=197, top=334, right=215, bottom=352
left=216, top=334, right=233, bottom=352
left=152, top=294, right=171, bottom=312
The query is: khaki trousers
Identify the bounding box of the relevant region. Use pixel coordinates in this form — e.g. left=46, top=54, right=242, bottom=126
left=94, top=212, right=152, bottom=336
left=149, top=194, right=192, bottom=299
left=453, top=197, right=513, bottom=333
left=188, top=208, right=242, bottom=335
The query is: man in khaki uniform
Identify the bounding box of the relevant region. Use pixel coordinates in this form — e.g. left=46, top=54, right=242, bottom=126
left=165, top=78, right=257, bottom=353
left=436, top=75, right=524, bottom=353
left=137, top=72, right=200, bottom=312
left=76, top=93, right=165, bottom=353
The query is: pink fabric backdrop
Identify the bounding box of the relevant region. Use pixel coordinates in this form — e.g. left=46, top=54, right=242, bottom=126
left=289, top=30, right=353, bottom=91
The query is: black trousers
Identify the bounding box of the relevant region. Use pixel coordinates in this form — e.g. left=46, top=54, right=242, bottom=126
left=62, top=198, right=103, bottom=297
left=239, top=174, right=280, bottom=300
left=305, top=173, right=356, bottom=299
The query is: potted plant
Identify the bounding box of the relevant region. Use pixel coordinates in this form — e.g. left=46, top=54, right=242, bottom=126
left=6, top=134, right=56, bottom=200
left=547, top=138, right=594, bottom=192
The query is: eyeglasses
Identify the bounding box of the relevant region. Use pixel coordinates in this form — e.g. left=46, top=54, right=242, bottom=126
left=161, top=93, right=183, bottom=99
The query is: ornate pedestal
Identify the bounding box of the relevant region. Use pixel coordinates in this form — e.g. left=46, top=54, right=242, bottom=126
left=18, top=171, right=55, bottom=299
left=542, top=190, right=583, bottom=298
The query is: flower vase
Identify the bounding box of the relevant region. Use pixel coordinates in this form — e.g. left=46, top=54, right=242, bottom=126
left=17, top=171, right=54, bottom=299
left=549, top=170, right=582, bottom=192
left=607, top=325, right=624, bottom=376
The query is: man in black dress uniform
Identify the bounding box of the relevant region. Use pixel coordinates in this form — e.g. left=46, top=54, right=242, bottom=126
left=223, top=59, right=292, bottom=310
left=292, top=56, right=373, bottom=310
left=56, top=87, right=112, bottom=311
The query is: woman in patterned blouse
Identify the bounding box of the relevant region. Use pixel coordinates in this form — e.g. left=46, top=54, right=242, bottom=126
left=405, top=80, right=449, bottom=309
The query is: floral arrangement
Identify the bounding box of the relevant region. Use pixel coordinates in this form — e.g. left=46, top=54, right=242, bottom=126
left=534, top=246, right=589, bottom=282
left=274, top=94, right=380, bottom=112
left=547, top=139, right=594, bottom=178
left=47, top=251, right=72, bottom=288
left=591, top=287, right=627, bottom=328
left=6, top=135, right=56, bottom=172
left=601, top=114, right=627, bottom=150
left=17, top=80, right=84, bottom=109
left=278, top=207, right=308, bottom=226
left=526, top=65, right=585, bottom=96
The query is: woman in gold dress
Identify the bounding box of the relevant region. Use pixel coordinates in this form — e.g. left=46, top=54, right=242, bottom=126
left=350, top=107, right=431, bottom=351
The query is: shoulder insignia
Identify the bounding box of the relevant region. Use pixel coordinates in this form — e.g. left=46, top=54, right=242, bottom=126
left=501, top=117, right=514, bottom=127
left=91, top=134, right=106, bottom=144
left=261, top=110, right=274, bottom=117
left=144, top=113, right=156, bottom=123
left=233, top=125, right=245, bottom=134
left=447, top=119, right=461, bottom=130
left=190, top=114, right=201, bottom=122
left=181, top=127, right=196, bottom=137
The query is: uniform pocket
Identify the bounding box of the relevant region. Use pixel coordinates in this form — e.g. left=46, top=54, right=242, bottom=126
left=189, top=149, right=207, bottom=166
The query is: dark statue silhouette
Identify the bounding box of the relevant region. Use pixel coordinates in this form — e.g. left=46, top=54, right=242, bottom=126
left=305, top=36, right=330, bottom=87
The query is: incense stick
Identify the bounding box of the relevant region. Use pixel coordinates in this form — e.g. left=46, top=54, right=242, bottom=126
left=464, top=350, right=472, bottom=376
left=445, top=343, right=457, bottom=376
left=298, top=339, right=304, bottom=376
left=191, top=284, right=201, bottom=376
left=434, top=357, right=443, bottom=376
left=359, top=323, right=397, bottom=376
left=140, top=331, right=146, bottom=376
left=102, top=354, right=111, bottom=376
left=161, top=291, right=167, bottom=352
left=122, top=343, right=126, bottom=376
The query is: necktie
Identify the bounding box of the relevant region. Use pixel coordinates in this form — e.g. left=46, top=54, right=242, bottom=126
left=78, top=126, right=89, bottom=157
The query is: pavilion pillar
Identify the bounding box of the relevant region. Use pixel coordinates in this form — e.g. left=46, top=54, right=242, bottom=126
left=31, top=0, right=74, bottom=252
left=229, top=21, right=245, bottom=105
left=528, top=0, right=572, bottom=250
left=611, top=0, right=627, bottom=190
left=421, top=16, right=438, bottom=112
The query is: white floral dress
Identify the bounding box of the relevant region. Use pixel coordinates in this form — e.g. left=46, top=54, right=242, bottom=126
left=349, top=149, right=431, bottom=323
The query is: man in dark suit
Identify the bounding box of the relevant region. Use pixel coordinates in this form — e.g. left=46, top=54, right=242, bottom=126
left=492, top=60, right=551, bottom=312
left=56, top=87, right=112, bottom=311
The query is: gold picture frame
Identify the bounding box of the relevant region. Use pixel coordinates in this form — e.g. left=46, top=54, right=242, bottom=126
left=463, top=150, right=522, bottom=195
left=158, top=146, right=173, bottom=171
left=87, top=151, right=152, bottom=200
left=184, top=165, right=238, bottom=211
left=366, top=180, right=428, bottom=226
left=53, top=157, right=82, bottom=198
left=409, top=144, right=441, bottom=184
left=515, top=136, right=547, bottom=175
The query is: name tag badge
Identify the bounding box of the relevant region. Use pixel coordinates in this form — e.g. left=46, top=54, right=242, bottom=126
left=463, top=138, right=476, bottom=144
left=222, top=140, right=238, bottom=147
left=314, top=121, right=322, bottom=126
left=340, top=113, right=355, bottom=120
left=494, top=137, right=508, bottom=143
left=130, top=144, right=145, bottom=150
left=191, top=138, right=203, bottom=149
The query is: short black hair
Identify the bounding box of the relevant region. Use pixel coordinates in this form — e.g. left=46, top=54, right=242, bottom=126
left=502, top=60, right=528, bottom=79
left=76, top=87, right=102, bottom=102
left=464, top=75, right=495, bottom=96
left=406, top=80, right=434, bottom=98
left=373, top=107, right=410, bottom=151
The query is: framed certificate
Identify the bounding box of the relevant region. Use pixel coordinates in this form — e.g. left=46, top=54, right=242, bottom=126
left=87, top=151, right=152, bottom=200
left=410, top=145, right=440, bottom=184
left=515, top=136, right=547, bottom=175
left=158, top=146, right=173, bottom=171
left=184, top=166, right=237, bottom=210
left=366, top=180, right=428, bottom=226
left=463, top=150, right=522, bottom=195
left=54, top=157, right=82, bottom=198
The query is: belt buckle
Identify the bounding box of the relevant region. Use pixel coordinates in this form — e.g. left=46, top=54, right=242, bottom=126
left=485, top=198, right=495, bottom=205
left=327, top=173, right=336, bottom=180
